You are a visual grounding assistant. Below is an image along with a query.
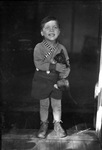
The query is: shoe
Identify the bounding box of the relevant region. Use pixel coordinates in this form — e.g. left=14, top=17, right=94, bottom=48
left=37, top=121, right=48, bottom=138
left=47, top=121, right=66, bottom=138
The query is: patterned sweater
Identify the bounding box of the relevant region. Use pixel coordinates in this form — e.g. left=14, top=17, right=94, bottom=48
left=34, top=40, right=70, bottom=72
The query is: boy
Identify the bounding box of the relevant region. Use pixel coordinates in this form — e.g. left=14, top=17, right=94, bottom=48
left=32, top=16, right=70, bottom=138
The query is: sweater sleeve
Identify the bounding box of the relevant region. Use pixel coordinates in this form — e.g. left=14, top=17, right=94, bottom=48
left=61, top=45, right=70, bottom=67
left=34, top=44, right=56, bottom=71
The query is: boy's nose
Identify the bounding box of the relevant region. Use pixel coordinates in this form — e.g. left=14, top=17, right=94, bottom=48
left=49, top=27, right=54, bottom=32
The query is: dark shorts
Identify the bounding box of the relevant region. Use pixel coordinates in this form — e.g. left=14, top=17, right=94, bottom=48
left=31, top=70, right=62, bottom=100
left=50, top=87, right=62, bottom=99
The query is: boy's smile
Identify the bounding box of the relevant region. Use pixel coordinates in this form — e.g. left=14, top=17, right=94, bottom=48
left=41, top=20, right=60, bottom=42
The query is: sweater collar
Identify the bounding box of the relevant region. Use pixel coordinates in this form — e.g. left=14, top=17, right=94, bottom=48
left=42, top=40, right=58, bottom=51
left=42, top=40, right=59, bottom=60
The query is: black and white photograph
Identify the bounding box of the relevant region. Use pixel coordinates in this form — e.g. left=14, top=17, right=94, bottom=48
left=1, top=0, right=102, bottom=149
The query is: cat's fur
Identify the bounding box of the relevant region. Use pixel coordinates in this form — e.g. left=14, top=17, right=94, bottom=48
left=54, top=49, right=70, bottom=90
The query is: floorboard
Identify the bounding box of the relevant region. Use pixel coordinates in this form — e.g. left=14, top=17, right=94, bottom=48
left=2, top=129, right=102, bottom=150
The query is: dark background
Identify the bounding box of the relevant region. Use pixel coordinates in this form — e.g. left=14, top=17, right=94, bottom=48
left=1, top=0, right=101, bottom=131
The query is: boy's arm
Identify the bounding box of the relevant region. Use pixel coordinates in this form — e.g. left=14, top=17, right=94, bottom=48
left=62, top=46, right=70, bottom=67
left=34, top=45, right=65, bottom=72
left=34, top=46, right=51, bottom=71
left=60, top=46, right=71, bottom=78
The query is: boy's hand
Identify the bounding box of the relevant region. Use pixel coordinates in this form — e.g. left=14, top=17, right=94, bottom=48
left=56, top=63, right=66, bottom=72
left=59, top=67, right=70, bottom=78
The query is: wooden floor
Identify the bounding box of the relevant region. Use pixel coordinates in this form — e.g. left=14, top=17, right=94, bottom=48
left=2, top=129, right=102, bottom=150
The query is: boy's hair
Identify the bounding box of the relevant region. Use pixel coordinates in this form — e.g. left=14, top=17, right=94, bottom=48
left=40, top=16, right=60, bottom=30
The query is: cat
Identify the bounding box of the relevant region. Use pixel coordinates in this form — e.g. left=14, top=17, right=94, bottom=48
left=53, top=49, right=70, bottom=91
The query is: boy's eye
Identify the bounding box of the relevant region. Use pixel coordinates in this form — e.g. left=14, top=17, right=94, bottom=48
left=45, top=26, right=50, bottom=30
left=54, top=26, right=58, bottom=29
left=52, top=26, right=59, bottom=29
left=44, top=26, right=59, bottom=30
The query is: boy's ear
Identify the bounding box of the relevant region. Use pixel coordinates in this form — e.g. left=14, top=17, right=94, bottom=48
left=41, top=31, right=44, bottom=36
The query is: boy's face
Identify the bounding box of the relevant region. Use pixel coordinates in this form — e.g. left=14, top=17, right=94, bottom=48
left=41, top=20, right=60, bottom=42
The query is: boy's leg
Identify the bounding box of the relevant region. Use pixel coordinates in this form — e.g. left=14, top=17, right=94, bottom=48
left=40, top=98, right=50, bottom=122
left=38, top=98, right=49, bottom=138
left=51, top=98, right=61, bottom=122
left=50, top=87, right=62, bottom=122
left=49, top=98, right=66, bottom=138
